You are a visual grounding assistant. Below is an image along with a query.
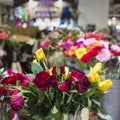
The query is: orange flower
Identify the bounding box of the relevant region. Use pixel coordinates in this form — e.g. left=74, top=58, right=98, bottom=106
left=86, top=41, right=101, bottom=51
left=68, top=46, right=78, bottom=56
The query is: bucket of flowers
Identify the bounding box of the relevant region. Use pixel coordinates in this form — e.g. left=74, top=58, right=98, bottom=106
left=0, top=48, right=113, bottom=120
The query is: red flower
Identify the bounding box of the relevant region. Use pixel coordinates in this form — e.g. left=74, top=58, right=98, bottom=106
left=2, top=72, right=30, bottom=87
left=60, top=79, right=72, bottom=92
left=81, top=53, right=92, bottom=63
left=81, top=46, right=103, bottom=63
left=52, top=66, right=65, bottom=77
left=39, top=40, right=52, bottom=48
left=50, top=76, right=60, bottom=89
left=2, top=76, right=17, bottom=85
left=76, top=76, right=90, bottom=93
left=0, top=87, right=7, bottom=96
left=84, top=32, right=104, bottom=40
left=33, top=71, right=51, bottom=91
left=70, top=70, right=85, bottom=82
left=110, top=50, right=120, bottom=56
left=10, top=96, right=24, bottom=112
left=10, top=89, right=20, bottom=96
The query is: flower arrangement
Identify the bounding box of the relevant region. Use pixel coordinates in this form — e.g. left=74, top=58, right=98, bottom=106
left=60, top=31, right=120, bottom=71
left=0, top=48, right=113, bottom=120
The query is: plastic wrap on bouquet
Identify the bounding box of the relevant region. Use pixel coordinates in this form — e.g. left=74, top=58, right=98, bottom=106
left=11, top=62, right=22, bottom=73
left=102, top=80, right=120, bottom=120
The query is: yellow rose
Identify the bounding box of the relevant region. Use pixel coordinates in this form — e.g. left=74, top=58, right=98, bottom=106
left=98, top=79, right=113, bottom=91
left=75, top=47, right=87, bottom=59
left=32, top=59, right=38, bottom=64
left=35, top=48, right=45, bottom=61
left=90, top=62, right=102, bottom=73
left=49, top=68, right=53, bottom=76
left=88, top=72, right=100, bottom=82
left=64, top=67, right=71, bottom=79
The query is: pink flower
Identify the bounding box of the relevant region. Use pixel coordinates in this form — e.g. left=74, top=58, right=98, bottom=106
left=110, top=44, right=120, bottom=56
left=10, top=96, right=24, bottom=112
left=0, top=32, right=8, bottom=40
left=96, top=48, right=111, bottom=62
left=84, top=38, right=96, bottom=46
left=33, top=71, right=51, bottom=91
left=39, top=40, right=52, bottom=48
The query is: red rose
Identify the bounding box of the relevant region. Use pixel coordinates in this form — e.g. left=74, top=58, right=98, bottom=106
left=10, top=89, right=20, bottom=96
left=50, top=76, right=60, bottom=89
left=81, top=46, right=103, bottom=63
left=76, top=76, right=90, bottom=93
left=10, top=96, right=24, bottom=112
left=52, top=66, right=65, bottom=77
left=2, top=76, right=17, bottom=85
left=70, top=70, right=85, bottom=82
left=0, top=87, right=7, bottom=96
left=110, top=50, right=120, bottom=56
left=33, top=71, right=51, bottom=91
left=81, top=53, right=92, bottom=63
left=60, top=79, right=72, bottom=92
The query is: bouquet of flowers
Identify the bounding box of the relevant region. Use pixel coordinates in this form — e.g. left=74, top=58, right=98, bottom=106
left=60, top=31, right=120, bottom=70
left=0, top=48, right=113, bottom=120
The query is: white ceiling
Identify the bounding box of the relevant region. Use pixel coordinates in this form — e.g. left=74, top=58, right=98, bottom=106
left=0, top=0, right=14, bottom=6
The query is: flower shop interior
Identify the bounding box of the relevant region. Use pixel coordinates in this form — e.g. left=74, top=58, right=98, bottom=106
left=0, top=0, right=120, bottom=120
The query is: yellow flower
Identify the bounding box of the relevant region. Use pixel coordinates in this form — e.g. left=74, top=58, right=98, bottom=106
left=32, top=59, right=38, bottom=64
left=75, top=47, right=87, bottom=59
left=90, top=62, right=102, bottom=73
left=49, top=67, right=53, bottom=76
left=88, top=72, right=100, bottom=82
left=64, top=67, right=71, bottom=79
left=35, top=48, right=45, bottom=61
left=98, top=79, right=113, bottom=91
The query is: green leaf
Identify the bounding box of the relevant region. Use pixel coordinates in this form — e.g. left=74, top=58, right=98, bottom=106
left=87, top=98, right=92, bottom=108
left=97, top=111, right=113, bottom=120
left=63, top=113, right=68, bottom=120
left=31, top=63, right=43, bottom=74
left=56, top=66, right=60, bottom=76
left=52, top=106, right=58, bottom=114
left=85, top=89, right=95, bottom=97
left=92, top=99, right=101, bottom=107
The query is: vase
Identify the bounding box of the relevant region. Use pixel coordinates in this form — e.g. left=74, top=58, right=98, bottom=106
left=102, top=80, right=120, bottom=120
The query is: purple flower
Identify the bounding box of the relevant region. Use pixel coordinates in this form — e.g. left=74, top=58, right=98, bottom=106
left=62, top=42, right=73, bottom=51
left=75, top=41, right=84, bottom=48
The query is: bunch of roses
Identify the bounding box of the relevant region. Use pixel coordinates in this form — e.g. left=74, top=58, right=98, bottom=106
left=0, top=31, right=8, bottom=41
left=33, top=48, right=113, bottom=93
left=61, top=31, right=120, bottom=63
left=0, top=69, right=31, bottom=117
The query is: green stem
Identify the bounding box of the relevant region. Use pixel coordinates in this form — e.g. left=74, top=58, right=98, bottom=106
left=74, top=105, right=80, bottom=120
left=42, top=61, right=49, bottom=72
left=45, top=91, right=52, bottom=106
